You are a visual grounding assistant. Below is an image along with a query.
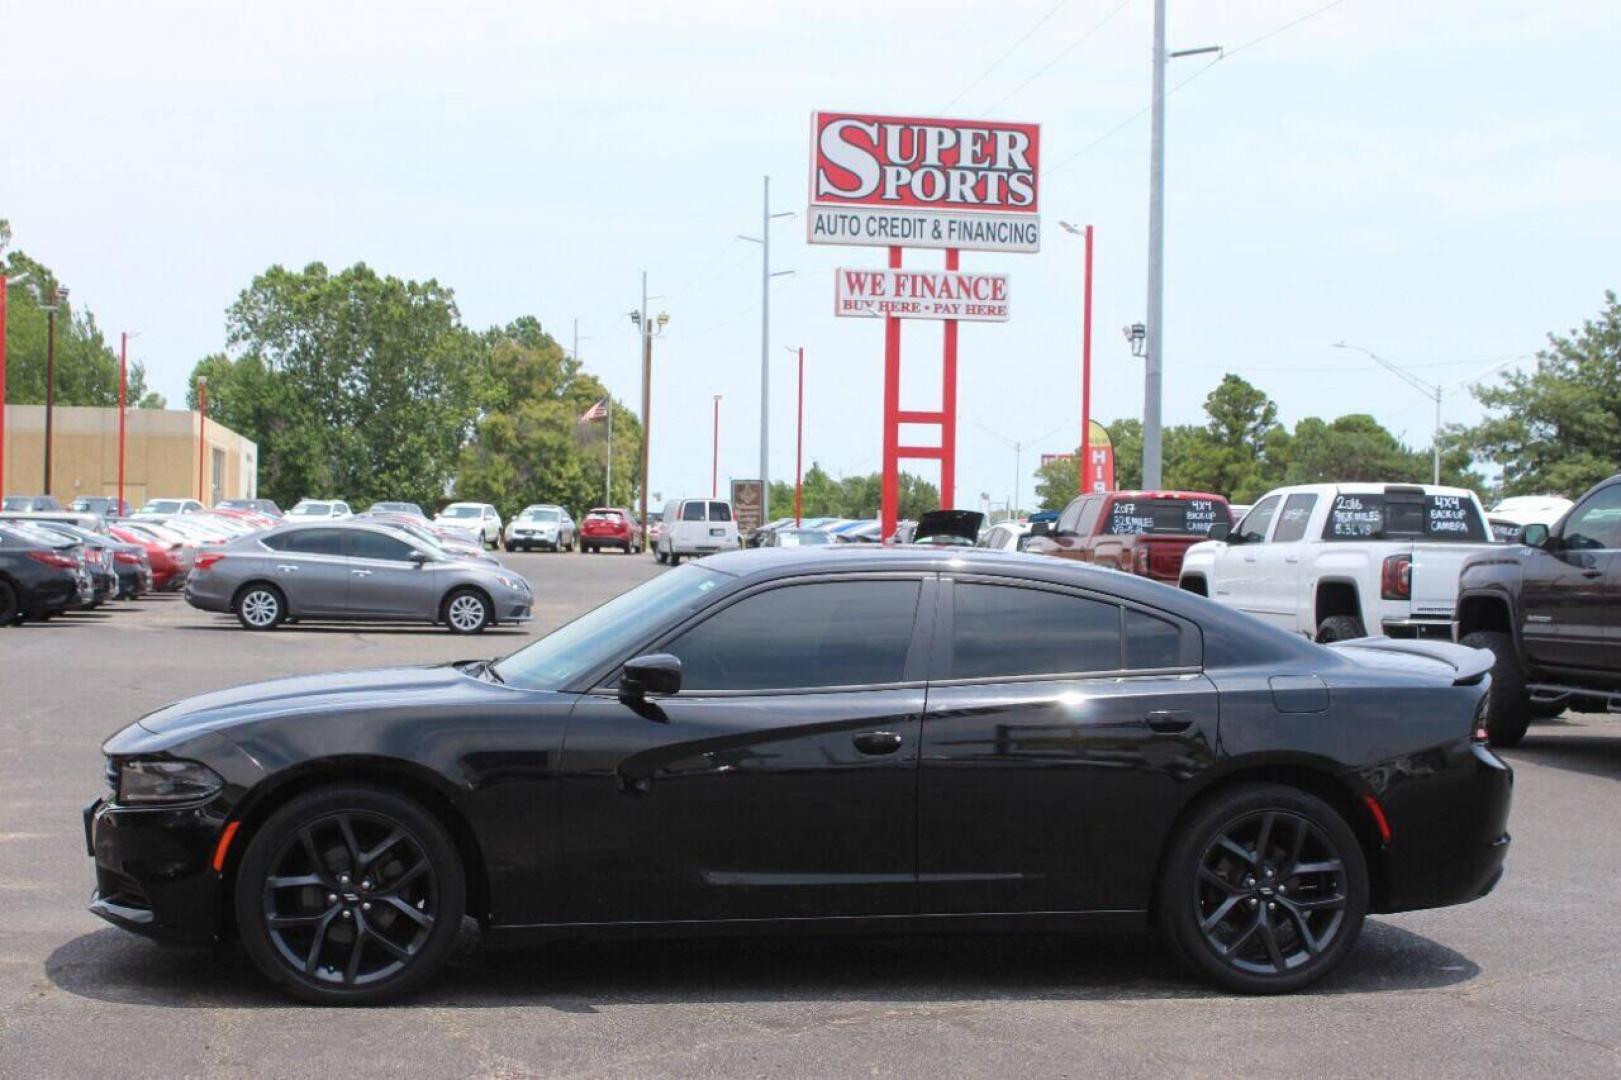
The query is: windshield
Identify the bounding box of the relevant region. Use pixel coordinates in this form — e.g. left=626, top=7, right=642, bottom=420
left=144, top=500, right=186, bottom=514
left=1103, top=497, right=1229, bottom=536
left=440, top=505, right=481, bottom=518
left=290, top=502, right=331, bottom=516
left=493, top=564, right=727, bottom=690
left=1323, top=493, right=1487, bottom=541
left=521, top=508, right=561, bottom=522
left=779, top=530, right=832, bottom=546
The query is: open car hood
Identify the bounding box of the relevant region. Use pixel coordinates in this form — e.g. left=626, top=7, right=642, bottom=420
left=912, top=509, right=985, bottom=545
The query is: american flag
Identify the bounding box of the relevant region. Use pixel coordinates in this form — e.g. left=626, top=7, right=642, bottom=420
left=579, top=398, right=609, bottom=423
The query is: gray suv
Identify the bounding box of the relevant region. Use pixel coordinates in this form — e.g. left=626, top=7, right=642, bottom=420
left=184, top=522, right=533, bottom=633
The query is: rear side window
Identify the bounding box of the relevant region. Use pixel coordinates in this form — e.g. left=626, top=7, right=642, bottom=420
left=1102, top=497, right=1228, bottom=536
left=950, top=583, right=1122, bottom=679
left=665, top=580, right=920, bottom=691
left=347, top=530, right=416, bottom=561
left=1322, top=493, right=1487, bottom=541
left=708, top=502, right=733, bottom=522
left=681, top=502, right=707, bottom=522
left=1125, top=609, right=1184, bottom=669
left=1271, top=494, right=1318, bottom=543
left=264, top=529, right=347, bottom=556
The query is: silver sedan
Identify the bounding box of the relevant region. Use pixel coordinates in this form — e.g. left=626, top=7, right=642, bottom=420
left=184, top=522, right=533, bottom=633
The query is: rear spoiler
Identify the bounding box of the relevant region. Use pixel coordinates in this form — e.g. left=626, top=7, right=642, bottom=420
left=1329, top=636, right=1494, bottom=686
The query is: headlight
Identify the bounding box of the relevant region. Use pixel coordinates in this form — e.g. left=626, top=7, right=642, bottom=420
left=495, top=575, right=529, bottom=592
left=116, top=758, right=224, bottom=804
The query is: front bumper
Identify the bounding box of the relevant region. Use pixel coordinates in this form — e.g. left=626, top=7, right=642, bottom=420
left=84, top=795, right=228, bottom=944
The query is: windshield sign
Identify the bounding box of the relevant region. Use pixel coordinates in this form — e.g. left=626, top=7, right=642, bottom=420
left=1324, top=494, right=1486, bottom=541
left=1104, top=498, right=1228, bottom=536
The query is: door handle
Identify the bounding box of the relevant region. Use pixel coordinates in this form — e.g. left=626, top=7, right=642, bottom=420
left=276, top=564, right=298, bottom=573
left=852, top=731, right=904, bottom=755
left=1284, top=555, right=1300, bottom=564
left=1580, top=568, right=1603, bottom=578
left=1145, top=709, right=1194, bottom=734
left=351, top=569, right=371, bottom=577
left=1243, top=555, right=1258, bottom=563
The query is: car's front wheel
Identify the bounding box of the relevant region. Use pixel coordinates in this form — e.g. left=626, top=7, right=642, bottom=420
left=441, top=588, right=491, bottom=634
left=1159, top=783, right=1367, bottom=994
left=1460, top=630, right=1531, bottom=747
left=235, top=583, right=286, bottom=631
left=233, top=785, right=466, bottom=1005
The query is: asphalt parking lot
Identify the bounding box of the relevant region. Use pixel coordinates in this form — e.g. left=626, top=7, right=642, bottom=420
left=2, top=550, right=1618, bottom=1078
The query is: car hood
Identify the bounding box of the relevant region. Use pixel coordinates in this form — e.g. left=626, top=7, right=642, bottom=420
left=131, top=664, right=490, bottom=739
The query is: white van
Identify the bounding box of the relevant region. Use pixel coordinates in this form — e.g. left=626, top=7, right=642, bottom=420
left=656, top=498, right=740, bottom=564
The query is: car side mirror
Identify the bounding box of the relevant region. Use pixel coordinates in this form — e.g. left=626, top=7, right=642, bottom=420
left=1208, top=522, right=1232, bottom=542
left=1029, top=521, right=1052, bottom=537
left=409, top=550, right=431, bottom=565
left=1519, top=523, right=1551, bottom=549
left=620, top=654, right=683, bottom=700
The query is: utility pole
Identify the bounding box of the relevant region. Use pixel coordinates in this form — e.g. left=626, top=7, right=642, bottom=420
left=118, top=332, right=128, bottom=510
left=43, top=288, right=67, bottom=495
left=639, top=273, right=650, bottom=536
left=711, top=395, right=722, bottom=498
left=740, top=177, right=794, bottom=523
left=196, top=376, right=208, bottom=504
left=1143, top=0, right=1167, bottom=491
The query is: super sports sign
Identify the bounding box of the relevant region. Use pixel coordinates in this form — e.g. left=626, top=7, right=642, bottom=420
left=807, top=112, right=1041, bottom=253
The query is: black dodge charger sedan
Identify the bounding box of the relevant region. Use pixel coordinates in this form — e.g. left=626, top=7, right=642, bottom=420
left=86, top=547, right=1512, bottom=1004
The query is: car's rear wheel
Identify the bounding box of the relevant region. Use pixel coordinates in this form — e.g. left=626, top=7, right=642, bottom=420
left=1159, top=783, right=1367, bottom=994
left=669, top=553, right=682, bottom=566
left=235, top=584, right=286, bottom=631
left=441, top=588, right=490, bottom=634
left=1460, top=630, right=1531, bottom=747
left=655, top=549, right=668, bottom=564
left=234, top=785, right=465, bottom=1005
left=0, top=581, right=19, bottom=626
left=1315, top=615, right=1365, bottom=643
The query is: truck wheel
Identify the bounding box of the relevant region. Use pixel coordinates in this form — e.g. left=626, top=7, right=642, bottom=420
left=1315, top=615, right=1365, bottom=643
left=1460, top=630, right=1531, bottom=747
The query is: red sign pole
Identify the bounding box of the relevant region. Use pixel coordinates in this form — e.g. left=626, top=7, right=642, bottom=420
left=1080, top=224, right=1094, bottom=494
left=941, top=249, right=959, bottom=510
left=118, top=331, right=128, bottom=510
left=880, top=246, right=902, bottom=539
left=794, top=346, right=804, bottom=526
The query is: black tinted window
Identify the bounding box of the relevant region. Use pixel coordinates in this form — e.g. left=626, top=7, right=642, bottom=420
left=264, top=528, right=346, bottom=556
left=1323, top=492, right=1487, bottom=541
left=1563, top=485, right=1621, bottom=550
left=666, top=580, right=919, bottom=691
left=1102, top=497, right=1228, bottom=536
left=951, top=584, right=1121, bottom=679
left=1271, top=494, right=1318, bottom=543
left=1125, top=609, right=1184, bottom=669
left=708, top=502, right=733, bottom=522
left=347, top=530, right=416, bottom=561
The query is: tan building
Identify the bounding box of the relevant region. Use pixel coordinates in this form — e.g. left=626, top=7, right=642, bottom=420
left=1, top=404, right=257, bottom=507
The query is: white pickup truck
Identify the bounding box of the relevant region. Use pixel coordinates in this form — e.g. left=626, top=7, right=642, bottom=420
left=1179, top=483, right=1497, bottom=642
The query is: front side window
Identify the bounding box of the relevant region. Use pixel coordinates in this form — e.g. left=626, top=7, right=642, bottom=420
left=1271, top=494, right=1319, bottom=544
left=1056, top=496, right=1088, bottom=536
left=1562, top=486, right=1621, bottom=550
left=949, top=583, right=1122, bottom=680
left=1236, top=496, right=1281, bottom=544
left=347, top=530, right=417, bottom=562
left=664, top=580, right=920, bottom=692
left=680, top=502, right=707, bottom=522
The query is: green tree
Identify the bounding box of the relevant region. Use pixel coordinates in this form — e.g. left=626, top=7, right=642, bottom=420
left=1463, top=291, right=1621, bottom=497
left=453, top=320, right=642, bottom=519
left=767, top=464, right=938, bottom=520
left=205, top=262, right=480, bottom=508
left=3, top=239, right=163, bottom=409
left=1280, top=413, right=1474, bottom=487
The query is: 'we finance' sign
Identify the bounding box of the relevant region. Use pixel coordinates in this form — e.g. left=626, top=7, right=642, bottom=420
left=834, top=267, right=1010, bottom=322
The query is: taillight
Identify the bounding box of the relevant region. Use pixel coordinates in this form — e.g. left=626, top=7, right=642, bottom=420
left=1380, top=553, right=1412, bottom=600
left=195, top=552, right=227, bottom=571
left=114, top=551, right=143, bottom=565
left=26, top=550, right=78, bottom=570
left=1472, top=696, right=1490, bottom=743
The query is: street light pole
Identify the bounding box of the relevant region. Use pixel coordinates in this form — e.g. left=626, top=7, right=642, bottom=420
left=43, top=288, right=69, bottom=495
left=794, top=346, right=804, bottom=526
left=1333, top=341, right=1443, bottom=484
left=1143, top=0, right=1167, bottom=491
left=740, top=178, right=795, bottom=524
left=639, top=273, right=650, bottom=536
left=118, top=332, right=128, bottom=511
left=711, top=395, right=721, bottom=499
left=196, top=376, right=208, bottom=504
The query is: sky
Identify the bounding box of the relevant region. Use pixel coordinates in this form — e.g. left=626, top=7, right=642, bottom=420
left=3, top=0, right=1618, bottom=512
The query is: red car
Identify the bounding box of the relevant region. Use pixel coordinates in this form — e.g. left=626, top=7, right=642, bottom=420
left=580, top=507, right=643, bottom=554
left=109, top=525, right=187, bottom=592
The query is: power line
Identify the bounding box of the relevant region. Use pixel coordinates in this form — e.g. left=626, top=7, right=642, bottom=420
left=979, top=0, right=1138, bottom=117
left=939, top=0, right=1077, bottom=112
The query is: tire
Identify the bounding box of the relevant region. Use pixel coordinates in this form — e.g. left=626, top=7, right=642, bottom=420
left=655, top=549, right=668, bottom=564
left=0, top=581, right=18, bottom=627
left=1315, top=615, right=1365, bottom=643
left=1460, top=630, right=1531, bottom=747
left=234, top=583, right=286, bottom=631
left=1529, top=700, right=1565, bottom=720
left=441, top=588, right=491, bottom=635
left=1159, top=783, right=1368, bottom=995
left=670, top=553, right=682, bottom=566
left=233, top=784, right=466, bottom=1006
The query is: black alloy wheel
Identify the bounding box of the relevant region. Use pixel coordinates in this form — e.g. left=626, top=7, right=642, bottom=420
left=1160, top=784, right=1367, bottom=994
left=235, top=785, right=465, bottom=1005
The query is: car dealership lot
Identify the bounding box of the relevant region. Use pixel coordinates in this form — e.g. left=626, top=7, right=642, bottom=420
left=1, top=552, right=1618, bottom=1078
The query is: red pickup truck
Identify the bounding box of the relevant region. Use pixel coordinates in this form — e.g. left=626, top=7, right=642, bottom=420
left=1026, top=490, right=1233, bottom=582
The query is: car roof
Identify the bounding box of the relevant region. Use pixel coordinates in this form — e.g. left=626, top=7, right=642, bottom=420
left=1257, top=482, right=1478, bottom=499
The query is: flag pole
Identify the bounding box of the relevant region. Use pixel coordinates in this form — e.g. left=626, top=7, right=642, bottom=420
left=606, top=400, right=613, bottom=506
